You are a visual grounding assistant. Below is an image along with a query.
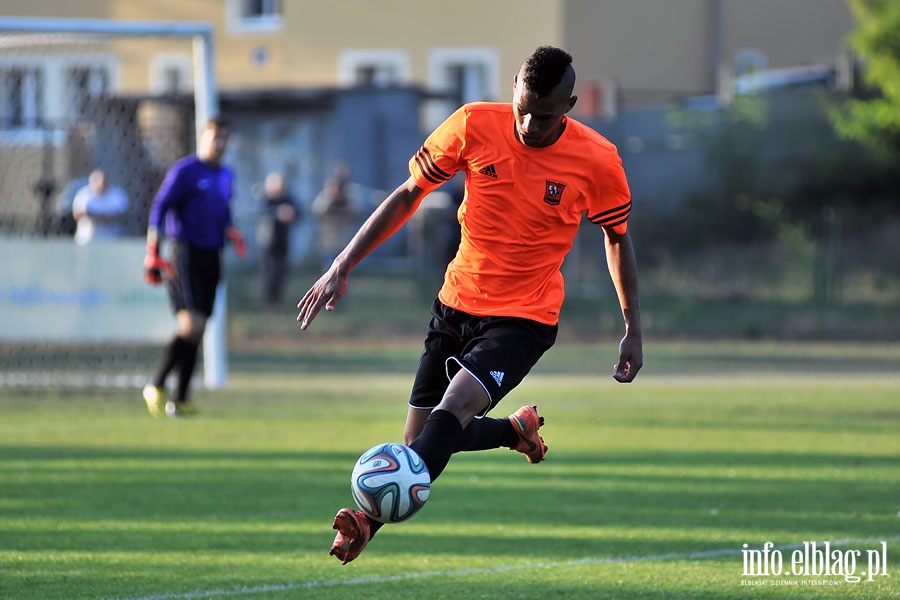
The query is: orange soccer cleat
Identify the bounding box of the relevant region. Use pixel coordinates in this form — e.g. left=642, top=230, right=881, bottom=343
left=329, top=508, right=372, bottom=565
left=507, top=405, right=548, bottom=464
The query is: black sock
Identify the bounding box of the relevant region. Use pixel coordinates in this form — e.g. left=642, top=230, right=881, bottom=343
left=454, top=417, right=518, bottom=452
left=409, top=409, right=464, bottom=482
left=362, top=410, right=464, bottom=542
left=152, top=336, right=192, bottom=388
left=174, top=339, right=200, bottom=403
left=367, top=519, right=383, bottom=539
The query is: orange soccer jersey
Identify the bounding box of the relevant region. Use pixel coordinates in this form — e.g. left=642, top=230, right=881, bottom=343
left=409, top=102, right=631, bottom=325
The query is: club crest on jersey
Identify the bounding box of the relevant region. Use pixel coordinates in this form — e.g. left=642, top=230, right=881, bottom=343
left=544, top=180, right=566, bottom=206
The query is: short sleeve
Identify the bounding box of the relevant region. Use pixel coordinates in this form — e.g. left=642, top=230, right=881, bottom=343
left=585, top=149, right=631, bottom=235
left=408, top=106, right=466, bottom=194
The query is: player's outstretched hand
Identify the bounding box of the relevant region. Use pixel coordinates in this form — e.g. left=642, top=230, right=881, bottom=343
left=226, top=227, right=247, bottom=258
left=143, top=243, right=174, bottom=286
left=613, top=332, right=643, bottom=383
left=296, top=268, right=349, bottom=331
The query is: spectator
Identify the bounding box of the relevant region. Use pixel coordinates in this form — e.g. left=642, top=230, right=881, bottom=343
left=311, top=163, right=364, bottom=270
left=258, top=171, right=301, bottom=304
left=71, top=169, right=130, bottom=245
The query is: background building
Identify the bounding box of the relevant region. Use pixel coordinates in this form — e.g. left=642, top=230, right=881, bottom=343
left=0, top=1, right=855, bottom=241
left=1, top=1, right=855, bottom=119
left=1, top=2, right=897, bottom=379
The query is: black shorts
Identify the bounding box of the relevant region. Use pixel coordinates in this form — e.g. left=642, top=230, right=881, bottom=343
left=408, top=299, right=558, bottom=417
left=167, top=241, right=221, bottom=317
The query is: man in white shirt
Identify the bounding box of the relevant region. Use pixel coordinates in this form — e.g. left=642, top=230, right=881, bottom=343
left=72, top=169, right=130, bottom=245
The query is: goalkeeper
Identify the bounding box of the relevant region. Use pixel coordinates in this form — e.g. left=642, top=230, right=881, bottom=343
left=142, top=115, right=246, bottom=418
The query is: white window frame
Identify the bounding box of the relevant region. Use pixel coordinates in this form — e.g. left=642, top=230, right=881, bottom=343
left=56, top=54, right=119, bottom=121
left=0, top=64, right=42, bottom=129
left=424, top=47, right=500, bottom=131
left=225, top=0, right=284, bottom=35
left=338, top=49, right=410, bottom=88
left=0, top=53, right=118, bottom=145
left=66, top=65, right=112, bottom=119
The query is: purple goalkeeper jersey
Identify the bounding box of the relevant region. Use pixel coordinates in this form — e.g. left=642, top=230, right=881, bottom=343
left=148, top=156, right=235, bottom=250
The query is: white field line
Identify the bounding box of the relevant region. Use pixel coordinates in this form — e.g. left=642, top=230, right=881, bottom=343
left=107, top=536, right=899, bottom=600
left=0, top=372, right=146, bottom=387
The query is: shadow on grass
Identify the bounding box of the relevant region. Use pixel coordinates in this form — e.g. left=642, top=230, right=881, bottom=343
left=2, top=445, right=896, bottom=560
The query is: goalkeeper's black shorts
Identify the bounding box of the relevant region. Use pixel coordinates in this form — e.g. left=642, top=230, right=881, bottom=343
left=166, top=240, right=221, bottom=317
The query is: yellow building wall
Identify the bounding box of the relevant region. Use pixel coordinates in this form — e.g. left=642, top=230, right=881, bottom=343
left=106, top=0, right=564, bottom=91
left=563, top=0, right=713, bottom=104
left=2, top=0, right=852, bottom=100
left=723, top=0, right=854, bottom=68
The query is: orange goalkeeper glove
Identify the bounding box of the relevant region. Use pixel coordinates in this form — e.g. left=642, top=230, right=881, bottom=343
left=226, top=227, right=247, bottom=258
left=143, top=242, right=174, bottom=285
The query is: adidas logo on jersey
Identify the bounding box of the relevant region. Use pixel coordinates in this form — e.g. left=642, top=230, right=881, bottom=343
left=490, top=370, right=505, bottom=386
left=478, top=164, right=498, bottom=179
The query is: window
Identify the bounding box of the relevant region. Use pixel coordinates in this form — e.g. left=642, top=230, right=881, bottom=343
left=226, top=0, right=284, bottom=34
left=444, top=63, right=487, bottom=107
left=67, top=67, right=109, bottom=118
left=354, top=65, right=396, bottom=88
left=0, top=54, right=116, bottom=141
left=0, top=66, right=43, bottom=129
left=150, top=53, right=193, bottom=95
left=244, top=0, right=280, bottom=18
left=425, top=47, right=500, bottom=131
left=338, top=50, right=410, bottom=88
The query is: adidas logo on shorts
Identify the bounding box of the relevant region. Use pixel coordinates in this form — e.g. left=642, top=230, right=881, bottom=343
left=490, top=370, right=504, bottom=386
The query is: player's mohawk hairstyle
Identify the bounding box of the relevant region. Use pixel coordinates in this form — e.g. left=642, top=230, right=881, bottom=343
left=522, top=46, right=573, bottom=96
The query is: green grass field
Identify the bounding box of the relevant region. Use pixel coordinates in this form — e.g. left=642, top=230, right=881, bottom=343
left=1, top=341, right=898, bottom=599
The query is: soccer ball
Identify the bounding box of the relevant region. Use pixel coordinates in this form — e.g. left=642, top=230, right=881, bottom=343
left=350, top=443, right=431, bottom=524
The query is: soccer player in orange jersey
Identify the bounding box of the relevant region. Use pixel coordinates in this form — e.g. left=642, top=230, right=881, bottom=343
left=297, top=46, right=642, bottom=564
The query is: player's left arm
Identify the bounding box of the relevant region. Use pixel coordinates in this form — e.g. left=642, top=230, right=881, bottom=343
left=220, top=170, right=246, bottom=257
left=603, top=226, right=643, bottom=383
left=223, top=205, right=247, bottom=258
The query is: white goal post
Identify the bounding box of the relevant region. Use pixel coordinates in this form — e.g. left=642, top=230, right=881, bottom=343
left=0, top=16, right=228, bottom=389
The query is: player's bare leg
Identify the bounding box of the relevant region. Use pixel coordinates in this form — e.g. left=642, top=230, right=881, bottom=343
left=403, top=406, right=432, bottom=445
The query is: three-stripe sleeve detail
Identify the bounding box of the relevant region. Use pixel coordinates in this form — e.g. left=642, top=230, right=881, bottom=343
left=414, top=146, right=454, bottom=184
left=587, top=200, right=631, bottom=228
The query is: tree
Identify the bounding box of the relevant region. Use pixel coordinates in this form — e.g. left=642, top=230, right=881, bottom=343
left=829, top=0, right=900, bottom=162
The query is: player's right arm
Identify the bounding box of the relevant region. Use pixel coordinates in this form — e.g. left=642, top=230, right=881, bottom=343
left=298, top=107, right=466, bottom=330
left=296, top=176, right=427, bottom=330
left=144, top=165, right=184, bottom=285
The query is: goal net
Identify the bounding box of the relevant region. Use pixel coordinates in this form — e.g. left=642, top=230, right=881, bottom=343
left=0, top=17, right=227, bottom=388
